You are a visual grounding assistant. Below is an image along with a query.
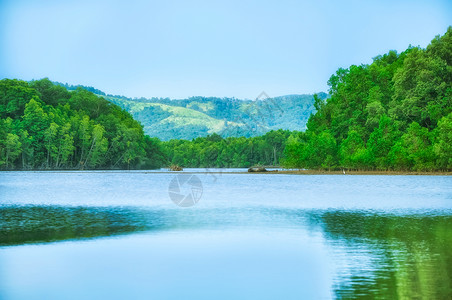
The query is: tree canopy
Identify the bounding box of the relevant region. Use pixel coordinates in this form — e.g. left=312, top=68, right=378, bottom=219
left=282, top=27, right=452, bottom=171
left=0, top=79, right=165, bottom=170
left=1, top=28, right=450, bottom=172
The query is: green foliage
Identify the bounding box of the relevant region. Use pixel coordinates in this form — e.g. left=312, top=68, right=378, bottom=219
left=163, top=28, right=451, bottom=172
left=0, top=79, right=39, bottom=118
left=434, top=112, right=452, bottom=170
left=2, top=29, right=450, bottom=171
left=366, top=115, right=401, bottom=169
left=107, top=93, right=324, bottom=141
left=4, top=133, right=22, bottom=168
left=339, top=130, right=367, bottom=170
left=283, top=27, right=452, bottom=171
left=0, top=79, right=165, bottom=170
left=163, top=129, right=291, bottom=168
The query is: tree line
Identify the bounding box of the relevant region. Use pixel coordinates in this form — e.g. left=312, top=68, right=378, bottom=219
left=163, top=130, right=291, bottom=168
left=163, top=28, right=451, bottom=171
left=0, top=78, right=165, bottom=170
left=1, top=28, right=451, bottom=171
left=0, top=78, right=289, bottom=170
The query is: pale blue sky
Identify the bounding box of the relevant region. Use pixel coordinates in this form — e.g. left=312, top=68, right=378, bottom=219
left=1, top=0, right=451, bottom=99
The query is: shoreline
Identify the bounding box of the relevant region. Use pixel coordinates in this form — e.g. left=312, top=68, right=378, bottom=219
left=274, top=170, right=452, bottom=176
left=0, top=169, right=451, bottom=175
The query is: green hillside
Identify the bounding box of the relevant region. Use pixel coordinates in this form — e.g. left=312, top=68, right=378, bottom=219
left=161, top=28, right=452, bottom=171
left=54, top=81, right=324, bottom=140
left=104, top=93, right=324, bottom=140
left=104, top=98, right=243, bottom=140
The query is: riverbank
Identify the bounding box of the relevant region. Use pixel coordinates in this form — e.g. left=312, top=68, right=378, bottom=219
left=1, top=169, right=451, bottom=175
left=276, top=170, right=452, bottom=175
left=147, top=169, right=451, bottom=175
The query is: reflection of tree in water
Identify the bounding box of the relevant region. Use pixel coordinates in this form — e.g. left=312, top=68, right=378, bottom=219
left=1, top=206, right=451, bottom=298
left=0, top=206, right=261, bottom=245
left=318, top=212, right=452, bottom=299
left=0, top=206, right=168, bottom=246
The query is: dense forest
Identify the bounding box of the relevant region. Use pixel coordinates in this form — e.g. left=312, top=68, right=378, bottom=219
left=282, top=27, right=452, bottom=171
left=163, top=130, right=291, bottom=168
left=1, top=28, right=451, bottom=171
left=0, top=78, right=292, bottom=170
left=0, top=79, right=165, bottom=170
left=164, top=28, right=451, bottom=171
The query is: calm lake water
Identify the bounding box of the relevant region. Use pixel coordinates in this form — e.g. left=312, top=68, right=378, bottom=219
left=0, top=171, right=451, bottom=299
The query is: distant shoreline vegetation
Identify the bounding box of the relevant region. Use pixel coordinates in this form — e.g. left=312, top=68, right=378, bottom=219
left=0, top=27, right=451, bottom=171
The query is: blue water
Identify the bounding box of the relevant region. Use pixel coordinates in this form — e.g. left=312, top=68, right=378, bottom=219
left=0, top=171, right=451, bottom=299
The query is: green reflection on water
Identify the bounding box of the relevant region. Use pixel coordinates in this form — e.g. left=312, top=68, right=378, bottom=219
left=318, top=212, right=452, bottom=299
left=0, top=206, right=166, bottom=245
left=0, top=206, right=451, bottom=298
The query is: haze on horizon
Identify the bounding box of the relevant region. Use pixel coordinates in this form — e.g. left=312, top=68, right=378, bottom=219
left=1, top=0, right=451, bottom=99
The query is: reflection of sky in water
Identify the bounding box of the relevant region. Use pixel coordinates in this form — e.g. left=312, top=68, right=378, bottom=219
left=0, top=172, right=451, bottom=210
left=0, top=230, right=333, bottom=300
left=0, top=172, right=451, bottom=299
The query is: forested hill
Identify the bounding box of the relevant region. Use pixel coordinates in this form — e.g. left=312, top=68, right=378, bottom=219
left=52, top=82, right=324, bottom=141
left=2, top=28, right=450, bottom=171
left=163, top=27, right=452, bottom=171
left=283, top=27, right=452, bottom=171
left=104, top=94, right=324, bottom=140
left=0, top=79, right=165, bottom=170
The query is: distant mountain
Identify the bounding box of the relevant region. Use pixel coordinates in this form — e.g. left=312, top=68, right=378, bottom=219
left=106, top=93, right=326, bottom=140
left=52, top=81, right=325, bottom=140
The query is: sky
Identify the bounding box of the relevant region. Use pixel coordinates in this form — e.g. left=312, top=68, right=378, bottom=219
left=1, top=0, right=451, bottom=99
